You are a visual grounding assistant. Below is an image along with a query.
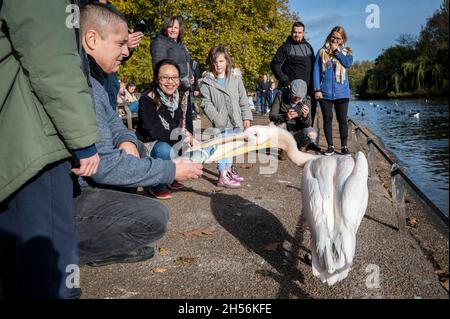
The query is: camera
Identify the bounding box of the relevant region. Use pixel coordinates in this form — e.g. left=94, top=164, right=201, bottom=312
left=133, top=19, right=150, bottom=34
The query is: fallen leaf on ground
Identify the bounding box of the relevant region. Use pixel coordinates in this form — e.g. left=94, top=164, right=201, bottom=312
left=434, top=269, right=447, bottom=275
left=182, top=227, right=216, bottom=237
left=150, top=268, right=167, bottom=273
left=255, top=269, right=271, bottom=277
left=200, top=228, right=216, bottom=235
left=264, top=243, right=280, bottom=252
left=159, top=247, right=168, bottom=255
left=296, top=223, right=309, bottom=230
left=240, top=164, right=253, bottom=169
left=175, top=257, right=197, bottom=265
left=211, top=188, right=224, bottom=193
left=406, top=217, right=418, bottom=228
left=441, top=280, right=449, bottom=291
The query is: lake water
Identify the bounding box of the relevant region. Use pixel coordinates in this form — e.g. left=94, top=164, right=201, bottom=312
left=347, top=98, right=449, bottom=217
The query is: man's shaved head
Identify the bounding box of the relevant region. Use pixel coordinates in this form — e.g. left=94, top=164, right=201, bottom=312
left=80, top=3, right=128, bottom=39
left=80, top=3, right=130, bottom=74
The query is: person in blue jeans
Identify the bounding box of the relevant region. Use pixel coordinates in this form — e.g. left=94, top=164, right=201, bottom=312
left=256, top=74, right=271, bottom=114
left=137, top=60, right=197, bottom=199
left=313, top=25, right=353, bottom=156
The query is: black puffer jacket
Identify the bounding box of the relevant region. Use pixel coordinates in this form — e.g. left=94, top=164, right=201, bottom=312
left=271, top=36, right=315, bottom=89
left=150, top=33, right=192, bottom=90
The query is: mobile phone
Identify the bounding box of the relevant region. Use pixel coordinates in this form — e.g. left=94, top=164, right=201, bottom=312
left=292, top=103, right=302, bottom=114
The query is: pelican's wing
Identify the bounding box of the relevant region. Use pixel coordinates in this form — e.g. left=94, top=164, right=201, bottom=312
left=302, top=157, right=338, bottom=278
left=303, top=155, right=369, bottom=286
left=329, top=152, right=369, bottom=280
left=340, top=151, right=369, bottom=239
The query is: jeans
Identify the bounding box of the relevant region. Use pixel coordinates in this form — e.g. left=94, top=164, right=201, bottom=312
left=74, top=188, right=169, bottom=265
left=0, top=160, right=78, bottom=299
left=256, top=93, right=269, bottom=114
left=255, top=93, right=263, bottom=113
left=150, top=141, right=176, bottom=192
left=319, top=98, right=349, bottom=147
left=128, top=101, right=139, bottom=113
left=212, top=128, right=238, bottom=172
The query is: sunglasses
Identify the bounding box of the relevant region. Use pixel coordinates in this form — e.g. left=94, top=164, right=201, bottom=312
left=330, top=35, right=343, bottom=41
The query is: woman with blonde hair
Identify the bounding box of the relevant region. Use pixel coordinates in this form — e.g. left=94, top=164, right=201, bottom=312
left=313, top=26, right=353, bottom=156
left=200, top=46, right=253, bottom=188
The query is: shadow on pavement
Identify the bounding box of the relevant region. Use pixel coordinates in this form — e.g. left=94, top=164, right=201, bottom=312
left=191, top=189, right=312, bottom=299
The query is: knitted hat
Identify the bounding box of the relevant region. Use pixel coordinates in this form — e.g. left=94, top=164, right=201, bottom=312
left=290, top=79, right=307, bottom=98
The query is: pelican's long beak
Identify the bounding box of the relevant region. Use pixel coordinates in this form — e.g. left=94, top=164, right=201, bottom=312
left=185, top=132, right=271, bottom=163
left=190, top=132, right=247, bottom=151
left=204, top=139, right=272, bottom=163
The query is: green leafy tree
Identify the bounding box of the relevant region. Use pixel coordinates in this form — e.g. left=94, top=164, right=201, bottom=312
left=347, top=60, right=374, bottom=96
left=360, top=0, right=448, bottom=98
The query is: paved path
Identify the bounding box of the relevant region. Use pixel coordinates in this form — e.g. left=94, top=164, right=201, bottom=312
left=80, top=112, right=449, bottom=299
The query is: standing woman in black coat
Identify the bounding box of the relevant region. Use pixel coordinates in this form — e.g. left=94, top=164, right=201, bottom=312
left=151, top=16, right=194, bottom=133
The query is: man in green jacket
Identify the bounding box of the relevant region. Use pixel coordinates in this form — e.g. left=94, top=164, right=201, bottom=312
left=0, top=0, right=100, bottom=298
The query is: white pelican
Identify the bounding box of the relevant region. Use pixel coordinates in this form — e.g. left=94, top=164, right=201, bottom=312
left=245, top=126, right=369, bottom=285
left=409, top=111, right=420, bottom=119
left=190, top=125, right=369, bottom=286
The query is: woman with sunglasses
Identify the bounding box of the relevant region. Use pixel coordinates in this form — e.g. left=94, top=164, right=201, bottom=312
left=137, top=59, right=196, bottom=199
left=313, top=26, right=353, bottom=156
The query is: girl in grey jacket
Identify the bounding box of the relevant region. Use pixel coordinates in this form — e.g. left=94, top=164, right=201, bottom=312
left=200, top=46, right=253, bottom=188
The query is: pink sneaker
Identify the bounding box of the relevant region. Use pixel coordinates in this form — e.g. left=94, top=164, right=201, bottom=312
left=217, top=170, right=241, bottom=188
left=229, top=166, right=244, bottom=182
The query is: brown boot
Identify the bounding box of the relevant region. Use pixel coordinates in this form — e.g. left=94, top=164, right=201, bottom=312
left=278, top=149, right=288, bottom=161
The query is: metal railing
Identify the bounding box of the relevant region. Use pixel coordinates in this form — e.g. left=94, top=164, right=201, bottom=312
left=348, top=118, right=449, bottom=230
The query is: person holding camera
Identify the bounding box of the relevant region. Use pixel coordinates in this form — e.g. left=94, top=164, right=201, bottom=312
left=269, top=79, right=320, bottom=160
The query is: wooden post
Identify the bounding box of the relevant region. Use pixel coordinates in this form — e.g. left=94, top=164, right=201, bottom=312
left=348, top=121, right=354, bottom=149
left=391, top=164, right=406, bottom=232
left=367, top=140, right=376, bottom=177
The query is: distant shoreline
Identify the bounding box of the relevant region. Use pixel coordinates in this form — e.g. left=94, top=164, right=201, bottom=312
left=353, top=92, right=449, bottom=100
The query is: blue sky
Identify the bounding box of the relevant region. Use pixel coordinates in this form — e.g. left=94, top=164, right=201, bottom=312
left=288, top=0, right=443, bottom=61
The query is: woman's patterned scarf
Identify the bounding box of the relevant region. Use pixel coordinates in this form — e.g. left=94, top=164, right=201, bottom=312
left=319, top=43, right=351, bottom=84
left=157, top=87, right=179, bottom=116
